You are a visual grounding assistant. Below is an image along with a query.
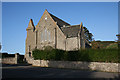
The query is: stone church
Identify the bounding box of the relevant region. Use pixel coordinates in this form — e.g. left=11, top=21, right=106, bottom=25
left=25, top=9, right=90, bottom=58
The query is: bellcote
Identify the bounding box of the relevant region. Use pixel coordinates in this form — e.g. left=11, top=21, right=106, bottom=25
left=26, top=19, right=35, bottom=31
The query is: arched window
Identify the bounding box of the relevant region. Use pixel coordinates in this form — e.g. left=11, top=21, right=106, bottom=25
left=41, top=30, right=44, bottom=42
left=48, top=32, right=51, bottom=41
left=45, top=28, right=47, bottom=41
left=41, top=28, right=51, bottom=42
left=28, top=45, right=30, bottom=52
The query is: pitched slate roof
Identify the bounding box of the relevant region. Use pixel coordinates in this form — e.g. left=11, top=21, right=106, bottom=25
left=49, top=13, right=70, bottom=27
left=61, top=25, right=81, bottom=38
left=48, top=12, right=81, bottom=38
left=48, top=10, right=81, bottom=38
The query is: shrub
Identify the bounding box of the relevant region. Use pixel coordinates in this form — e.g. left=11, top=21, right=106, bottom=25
left=32, top=48, right=119, bottom=63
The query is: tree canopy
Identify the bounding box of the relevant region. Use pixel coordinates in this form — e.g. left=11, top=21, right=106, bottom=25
left=83, top=27, right=93, bottom=42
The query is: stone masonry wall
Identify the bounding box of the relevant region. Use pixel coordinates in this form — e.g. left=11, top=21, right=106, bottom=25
left=31, top=59, right=120, bottom=72
left=2, top=58, right=16, bottom=64
left=66, top=37, right=78, bottom=51
left=1, top=53, right=21, bottom=64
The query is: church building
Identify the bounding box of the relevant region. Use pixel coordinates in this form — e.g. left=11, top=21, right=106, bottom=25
left=25, top=9, right=90, bottom=58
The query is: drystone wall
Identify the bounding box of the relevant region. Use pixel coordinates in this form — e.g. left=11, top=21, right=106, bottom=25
left=2, top=57, right=17, bottom=64
left=31, top=59, right=120, bottom=72
left=1, top=53, right=24, bottom=64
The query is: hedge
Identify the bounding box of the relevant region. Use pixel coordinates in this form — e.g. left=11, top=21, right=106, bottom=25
left=91, top=41, right=118, bottom=49
left=32, top=48, right=120, bottom=63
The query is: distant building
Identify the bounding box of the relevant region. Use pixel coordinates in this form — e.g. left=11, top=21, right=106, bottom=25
left=25, top=9, right=90, bottom=59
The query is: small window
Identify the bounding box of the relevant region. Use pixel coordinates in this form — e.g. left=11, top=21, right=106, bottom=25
left=29, top=52, right=31, bottom=57
left=28, top=45, right=30, bottom=52
left=45, top=17, right=47, bottom=20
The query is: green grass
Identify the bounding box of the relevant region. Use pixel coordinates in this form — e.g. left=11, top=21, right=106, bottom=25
left=32, top=48, right=119, bottom=63
left=106, top=43, right=118, bottom=49
left=91, top=41, right=118, bottom=49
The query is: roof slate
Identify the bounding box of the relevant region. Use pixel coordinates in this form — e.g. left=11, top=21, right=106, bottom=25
left=49, top=13, right=70, bottom=27
left=61, top=25, right=81, bottom=38
left=48, top=11, right=81, bottom=38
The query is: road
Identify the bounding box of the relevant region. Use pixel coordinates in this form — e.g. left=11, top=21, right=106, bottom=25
left=1, top=64, right=120, bottom=79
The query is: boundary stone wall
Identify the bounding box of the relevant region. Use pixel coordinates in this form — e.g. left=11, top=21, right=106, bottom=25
left=31, top=59, right=120, bottom=72
left=1, top=53, right=23, bottom=64
left=2, top=57, right=16, bottom=64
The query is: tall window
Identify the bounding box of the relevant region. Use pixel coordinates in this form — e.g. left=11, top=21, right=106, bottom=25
left=28, top=45, right=30, bottom=52
left=45, top=28, right=47, bottom=41
left=41, top=28, right=51, bottom=42
left=41, top=30, right=44, bottom=42
left=48, top=32, right=51, bottom=41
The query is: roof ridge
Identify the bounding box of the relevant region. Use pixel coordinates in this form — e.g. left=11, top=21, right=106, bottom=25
left=70, top=24, right=80, bottom=27
left=61, top=24, right=80, bottom=28
left=48, top=12, right=70, bottom=25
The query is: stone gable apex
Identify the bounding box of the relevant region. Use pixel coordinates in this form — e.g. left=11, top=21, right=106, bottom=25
left=27, top=9, right=83, bottom=38
left=36, top=9, right=70, bottom=28
left=36, top=9, right=58, bottom=29
left=26, top=19, right=35, bottom=31
left=34, top=9, right=66, bottom=37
